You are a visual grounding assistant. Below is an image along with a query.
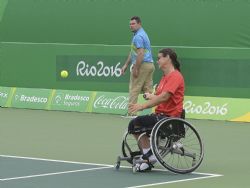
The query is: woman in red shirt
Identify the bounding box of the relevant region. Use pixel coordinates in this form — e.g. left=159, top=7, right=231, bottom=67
left=128, top=48, right=185, bottom=171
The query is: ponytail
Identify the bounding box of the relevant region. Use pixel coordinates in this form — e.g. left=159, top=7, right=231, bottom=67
left=173, top=60, right=181, bottom=71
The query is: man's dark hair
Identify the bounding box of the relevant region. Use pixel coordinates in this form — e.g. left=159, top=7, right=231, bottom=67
left=130, top=16, right=141, bottom=23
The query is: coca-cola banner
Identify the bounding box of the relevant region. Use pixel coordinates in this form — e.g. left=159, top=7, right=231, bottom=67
left=92, top=92, right=129, bottom=114
left=1, top=86, right=250, bottom=122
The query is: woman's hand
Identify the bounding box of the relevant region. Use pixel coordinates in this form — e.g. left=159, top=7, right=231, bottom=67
left=128, top=103, right=145, bottom=114
left=143, top=93, right=155, bottom=100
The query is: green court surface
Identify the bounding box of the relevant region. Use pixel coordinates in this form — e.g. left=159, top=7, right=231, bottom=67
left=0, top=107, right=250, bottom=188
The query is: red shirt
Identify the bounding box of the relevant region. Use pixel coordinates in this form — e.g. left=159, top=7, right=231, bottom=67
left=155, top=70, right=185, bottom=117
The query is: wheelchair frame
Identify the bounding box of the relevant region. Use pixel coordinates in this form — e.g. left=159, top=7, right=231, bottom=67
left=115, top=117, right=204, bottom=174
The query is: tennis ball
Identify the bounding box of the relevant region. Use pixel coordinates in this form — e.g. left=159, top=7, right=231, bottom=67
left=60, top=70, right=68, bottom=78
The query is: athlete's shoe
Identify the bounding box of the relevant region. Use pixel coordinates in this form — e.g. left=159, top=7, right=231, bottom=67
left=135, top=162, right=153, bottom=172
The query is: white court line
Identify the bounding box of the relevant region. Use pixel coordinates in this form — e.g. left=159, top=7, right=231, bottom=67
left=150, top=168, right=222, bottom=177
left=0, top=166, right=111, bottom=181
left=1, top=41, right=250, bottom=50
left=0, top=154, right=223, bottom=186
left=0, top=154, right=221, bottom=176
left=126, top=174, right=223, bottom=188
left=0, top=154, right=113, bottom=168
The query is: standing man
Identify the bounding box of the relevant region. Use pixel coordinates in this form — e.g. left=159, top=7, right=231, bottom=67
left=122, top=16, right=155, bottom=117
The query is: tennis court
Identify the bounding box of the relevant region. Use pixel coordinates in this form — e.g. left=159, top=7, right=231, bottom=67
left=0, top=155, right=219, bottom=188
left=1, top=1, right=250, bottom=187
left=1, top=107, right=250, bottom=188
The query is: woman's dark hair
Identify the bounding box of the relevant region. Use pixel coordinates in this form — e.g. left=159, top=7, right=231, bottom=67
left=159, top=48, right=181, bottom=71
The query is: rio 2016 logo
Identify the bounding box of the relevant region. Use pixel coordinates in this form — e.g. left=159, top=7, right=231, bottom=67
left=184, top=101, right=228, bottom=116
left=76, top=60, right=122, bottom=77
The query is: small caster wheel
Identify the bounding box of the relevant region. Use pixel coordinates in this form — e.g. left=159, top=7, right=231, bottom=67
left=132, top=165, right=137, bottom=173
left=114, top=162, right=120, bottom=170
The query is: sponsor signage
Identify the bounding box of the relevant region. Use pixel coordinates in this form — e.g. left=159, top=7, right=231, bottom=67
left=11, top=88, right=51, bottom=109
left=92, top=92, right=129, bottom=114
left=50, top=90, right=92, bottom=112
left=184, top=96, right=250, bottom=121
left=1, top=86, right=250, bottom=122
left=56, top=55, right=129, bottom=82
left=0, top=86, right=11, bottom=106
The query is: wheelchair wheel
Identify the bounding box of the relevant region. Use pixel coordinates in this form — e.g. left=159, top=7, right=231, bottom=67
left=150, top=118, right=204, bottom=174
left=121, top=131, right=142, bottom=164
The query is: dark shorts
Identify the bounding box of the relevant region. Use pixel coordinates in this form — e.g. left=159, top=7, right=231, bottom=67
left=128, top=114, right=168, bottom=134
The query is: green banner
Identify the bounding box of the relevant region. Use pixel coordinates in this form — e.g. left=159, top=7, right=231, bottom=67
left=1, top=86, right=250, bottom=122
left=90, top=92, right=152, bottom=115
left=184, top=96, right=250, bottom=122
left=11, top=87, right=51, bottom=109
left=49, top=89, right=93, bottom=112
left=91, top=92, right=129, bottom=115
left=56, top=55, right=128, bottom=82
left=0, top=86, right=11, bottom=106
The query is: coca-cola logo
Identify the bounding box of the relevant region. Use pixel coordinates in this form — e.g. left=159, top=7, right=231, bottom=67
left=94, top=95, right=128, bottom=110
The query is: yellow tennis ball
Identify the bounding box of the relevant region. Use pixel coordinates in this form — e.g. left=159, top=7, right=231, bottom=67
left=60, top=70, right=68, bottom=78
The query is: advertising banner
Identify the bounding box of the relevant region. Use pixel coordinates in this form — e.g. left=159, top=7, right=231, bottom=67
left=0, top=86, right=11, bottom=106
left=56, top=55, right=129, bottom=82
left=49, top=89, right=93, bottom=112
left=11, top=87, right=51, bottom=109
left=1, top=86, right=250, bottom=122
left=91, top=92, right=129, bottom=115
left=184, top=96, right=250, bottom=122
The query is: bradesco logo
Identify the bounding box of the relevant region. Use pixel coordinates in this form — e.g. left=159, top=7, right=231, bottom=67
left=14, top=94, right=48, bottom=103
left=76, top=60, right=122, bottom=78
left=0, top=92, right=8, bottom=99
left=93, top=95, right=128, bottom=110
left=54, top=93, right=89, bottom=107
left=184, top=100, right=228, bottom=116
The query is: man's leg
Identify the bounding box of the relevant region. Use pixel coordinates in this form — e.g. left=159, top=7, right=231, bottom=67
left=128, top=66, right=149, bottom=115
left=142, top=63, right=155, bottom=93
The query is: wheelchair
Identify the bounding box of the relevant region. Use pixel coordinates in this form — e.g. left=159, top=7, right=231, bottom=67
left=115, top=115, right=204, bottom=174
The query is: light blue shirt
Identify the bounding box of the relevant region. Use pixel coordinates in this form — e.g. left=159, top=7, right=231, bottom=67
left=130, top=28, right=154, bottom=64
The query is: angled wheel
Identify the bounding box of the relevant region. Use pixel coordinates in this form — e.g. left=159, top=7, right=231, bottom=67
left=150, top=118, right=204, bottom=174
left=121, top=131, right=142, bottom=164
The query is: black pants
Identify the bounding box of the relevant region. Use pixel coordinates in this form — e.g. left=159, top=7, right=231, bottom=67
left=128, top=114, right=168, bottom=134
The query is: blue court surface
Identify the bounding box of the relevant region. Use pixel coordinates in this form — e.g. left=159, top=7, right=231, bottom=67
left=0, top=155, right=222, bottom=188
